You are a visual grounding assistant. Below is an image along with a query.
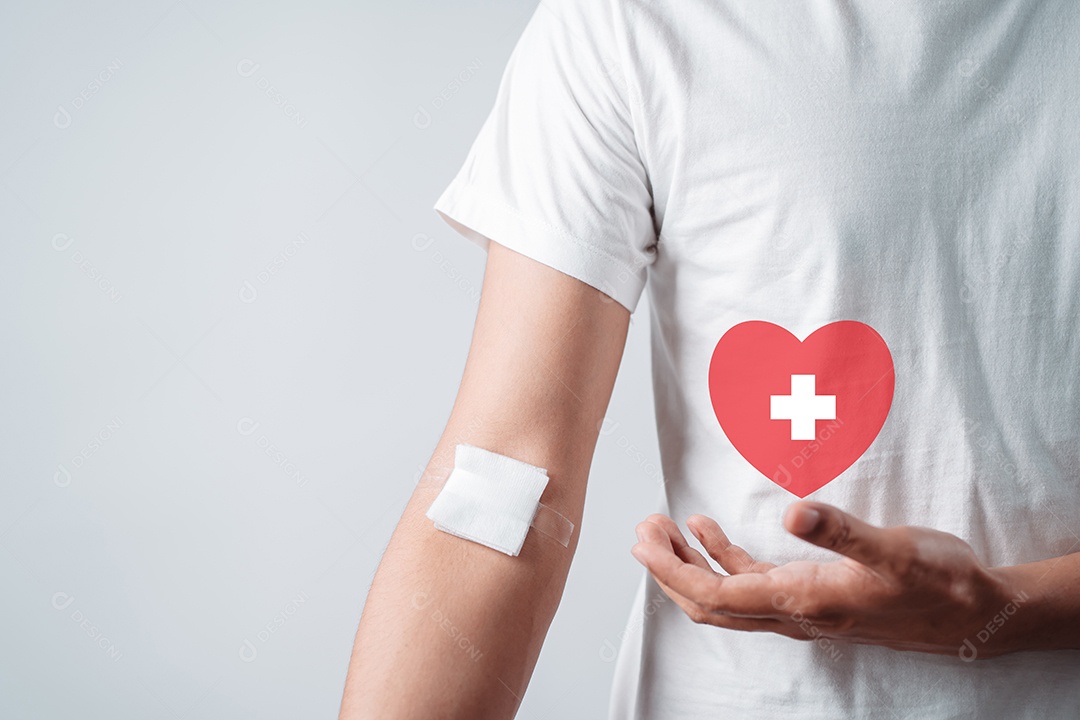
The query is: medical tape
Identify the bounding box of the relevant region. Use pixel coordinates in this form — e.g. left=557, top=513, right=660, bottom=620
left=421, top=443, right=574, bottom=556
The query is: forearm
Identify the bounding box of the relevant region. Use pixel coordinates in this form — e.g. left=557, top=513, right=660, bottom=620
left=340, top=375, right=600, bottom=719
left=339, top=472, right=580, bottom=719
left=985, top=552, right=1080, bottom=656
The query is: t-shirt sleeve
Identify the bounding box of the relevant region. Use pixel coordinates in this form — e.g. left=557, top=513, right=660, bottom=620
left=433, top=0, right=657, bottom=313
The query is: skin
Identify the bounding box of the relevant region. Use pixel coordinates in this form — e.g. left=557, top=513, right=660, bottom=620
left=338, top=240, right=631, bottom=719
left=632, top=502, right=1080, bottom=659
left=341, top=239, right=1080, bottom=717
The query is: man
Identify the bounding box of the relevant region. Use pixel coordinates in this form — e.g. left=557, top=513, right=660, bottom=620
left=340, top=0, right=1080, bottom=717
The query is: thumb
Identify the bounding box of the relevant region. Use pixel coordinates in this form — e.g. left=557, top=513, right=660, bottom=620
left=783, top=501, right=890, bottom=570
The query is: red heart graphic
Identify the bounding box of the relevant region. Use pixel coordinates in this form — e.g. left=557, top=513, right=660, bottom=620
left=708, top=321, right=894, bottom=497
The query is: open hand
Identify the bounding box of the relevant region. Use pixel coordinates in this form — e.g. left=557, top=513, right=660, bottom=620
left=631, top=502, right=1021, bottom=658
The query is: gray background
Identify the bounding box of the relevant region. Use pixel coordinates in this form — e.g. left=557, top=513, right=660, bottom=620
left=1, top=1, right=663, bottom=717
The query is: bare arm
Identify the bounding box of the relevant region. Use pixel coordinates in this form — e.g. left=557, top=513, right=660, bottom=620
left=339, top=240, right=632, bottom=719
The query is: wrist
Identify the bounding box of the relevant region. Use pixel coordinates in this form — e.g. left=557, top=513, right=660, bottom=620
left=966, top=565, right=1040, bottom=658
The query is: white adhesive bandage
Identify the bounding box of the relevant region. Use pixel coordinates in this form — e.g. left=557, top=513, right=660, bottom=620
left=423, top=444, right=574, bottom=556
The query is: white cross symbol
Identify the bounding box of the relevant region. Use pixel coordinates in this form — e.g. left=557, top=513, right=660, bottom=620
left=770, top=374, right=836, bottom=441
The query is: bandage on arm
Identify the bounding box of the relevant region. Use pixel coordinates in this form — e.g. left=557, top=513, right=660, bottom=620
left=423, top=444, right=574, bottom=556
left=339, top=241, right=631, bottom=720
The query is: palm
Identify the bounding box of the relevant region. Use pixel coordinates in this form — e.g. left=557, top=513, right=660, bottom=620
left=631, top=505, right=1007, bottom=654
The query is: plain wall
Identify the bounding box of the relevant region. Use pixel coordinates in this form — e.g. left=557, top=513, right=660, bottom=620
left=0, top=1, right=663, bottom=717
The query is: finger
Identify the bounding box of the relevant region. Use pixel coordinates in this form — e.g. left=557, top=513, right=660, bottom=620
left=632, top=525, right=715, bottom=616
left=631, top=539, right=730, bottom=609
left=635, top=518, right=674, bottom=551
left=636, top=542, right=821, bottom=618
left=705, top=615, right=809, bottom=639
left=643, top=514, right=713, bottom=570
left=634, top=518, right=744, bottom=625
left=663, top=589, right=795, bottom=634
left=648, top=574, right=795, bottom=633
left=686, top=515, right=776, bottom=574
left=783, top=501, right=892, bottom=572
left=636, top=520, right=703, bottom=578
left=647, top=569, right=707, bottom=620
left=631, top=538, right=850, bottom=626
left=659, top=589, right=814, bottom=637
left=630, top=536, right=769, bottom=626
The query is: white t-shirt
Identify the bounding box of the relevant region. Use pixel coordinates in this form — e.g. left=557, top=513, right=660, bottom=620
left=433, top=0, right=1080, bottom=717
